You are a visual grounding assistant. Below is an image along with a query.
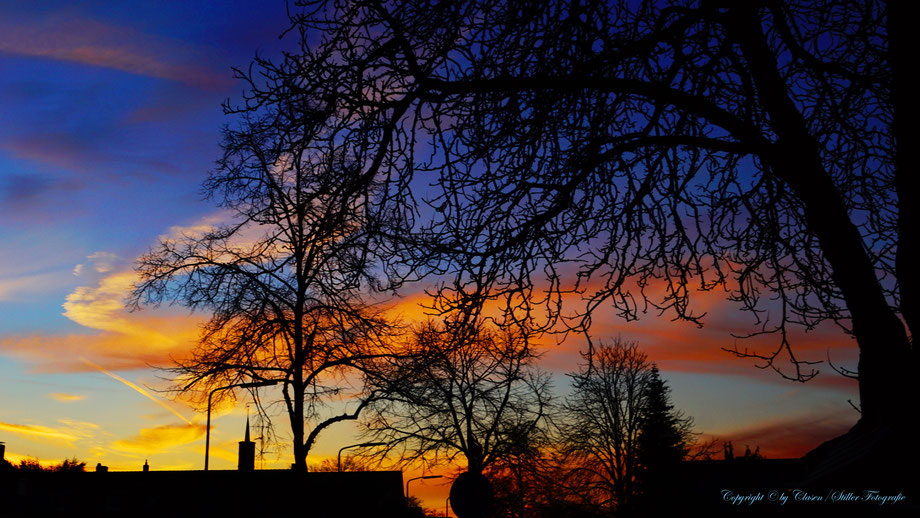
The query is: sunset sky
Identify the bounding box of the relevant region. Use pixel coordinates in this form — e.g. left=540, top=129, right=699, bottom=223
left=0, top=0, right=861, bottom=510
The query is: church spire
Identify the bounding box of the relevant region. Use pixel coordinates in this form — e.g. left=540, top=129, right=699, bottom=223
left=238, top=409, right=255, bottom=471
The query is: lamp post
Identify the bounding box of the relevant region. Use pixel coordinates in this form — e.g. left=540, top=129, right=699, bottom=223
left=204, top=379, right=279, bottom=471
left=337, top=441, right=386, bottom=472
left=406, top=475, right=443, bottom=505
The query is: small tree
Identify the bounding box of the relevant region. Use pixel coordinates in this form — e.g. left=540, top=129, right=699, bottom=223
left=362, top=318, right=552, bottom=476
left=313, top=455, right=373, bottom=472
left=559, top=338, right=692, bottom=515
left=633, top=366, right=693, bottom=513
left=7, top=457, right=86, bottom=472
left=51, top=458, right=87, bottom=472
left=16, top=458, right=45, bottom=472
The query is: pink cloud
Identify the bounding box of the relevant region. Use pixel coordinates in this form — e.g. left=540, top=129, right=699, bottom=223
left=0, top=13, right=230, bottom=90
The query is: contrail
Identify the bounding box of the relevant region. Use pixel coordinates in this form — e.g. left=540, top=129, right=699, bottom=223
left=81, top=358, right=191, bottom=424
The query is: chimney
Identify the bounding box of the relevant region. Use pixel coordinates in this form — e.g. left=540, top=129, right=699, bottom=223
left=238, top=416, right=255, bottom=471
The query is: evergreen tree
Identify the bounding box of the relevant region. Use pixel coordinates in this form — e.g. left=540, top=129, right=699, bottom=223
left=634, top=366, right=693, bottom=513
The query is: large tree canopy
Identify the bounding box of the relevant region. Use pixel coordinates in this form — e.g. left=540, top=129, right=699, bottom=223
left=225, top=0, right=912, bottom=425
left=130, top=114, right=396, bottom=469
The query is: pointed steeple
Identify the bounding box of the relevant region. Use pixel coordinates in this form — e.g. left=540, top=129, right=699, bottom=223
left=238, top=409, right=255, bottom=471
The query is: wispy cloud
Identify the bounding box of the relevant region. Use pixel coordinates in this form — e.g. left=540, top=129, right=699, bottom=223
left=0, top=421, right=79, bottom=443
left=0, top=270, right=71, bottom=302
left=0, top=220, right=230, bottom=372
left=0, top=13, right=229, bottom=90
left=111, top=423, right=206, bottom=455
left=82, top=358, right=191, bottom=425
left=48, top=393, right=85, bottom=402
left=0, top=270, right=202, bottom=372
left=63, top=271, right=158, bottom=336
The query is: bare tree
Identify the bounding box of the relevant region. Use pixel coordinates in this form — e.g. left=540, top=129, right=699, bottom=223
left=558, top=338, right=692, bottom=515
left=361, top=318, right=552, bottom=476
left=129, top=110, right=396, bottom=469
left=237, top=0, right=915, bottom=431
left=314, top=455, right=373, bottom=472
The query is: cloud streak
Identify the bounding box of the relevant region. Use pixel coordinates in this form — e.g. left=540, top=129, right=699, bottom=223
left=0, top=270, right=71, bottom=302
left=48, top=393, right=85, bottom=402
left=0, top=13, right=229, bottom=90
left=0, top=253, right=203, bottom=372
left=111, top=423, right=206, bottom=455
left=82, top=358, right=191, bottom=425
left=0, top=421, right=79, bottom=442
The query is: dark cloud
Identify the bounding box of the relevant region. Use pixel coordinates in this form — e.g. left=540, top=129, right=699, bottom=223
left=718, top=411, right=855, bottom=458
left=1, top=174, right=53, bottom=204
left=0, top=170, right=85, bottom=222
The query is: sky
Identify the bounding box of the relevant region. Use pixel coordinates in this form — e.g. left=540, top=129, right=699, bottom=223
left=0, top=0, right=862, bottom=511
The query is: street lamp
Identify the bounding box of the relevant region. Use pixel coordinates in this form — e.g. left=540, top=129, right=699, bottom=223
left=406, top=475, right=443, bottom=505
left=204, top=379, right=279, bottom=471
left=337, top=441, right=386, bottom=472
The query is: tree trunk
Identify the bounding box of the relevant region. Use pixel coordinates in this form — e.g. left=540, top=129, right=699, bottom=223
left=890, top=0, right=919, bottom=341
left=291, top=321, right=307, bottom=471
left=727, top=4, right=914, bottom=423
left=291, top=379, right=307, bottom=471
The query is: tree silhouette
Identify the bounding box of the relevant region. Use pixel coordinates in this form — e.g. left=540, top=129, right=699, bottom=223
left=361, top=318, right=552, bottom=477
left=558, top=338, right=693, bottom=515
left=247, top=0, right=914, bottom=431
left=15, top=458, right=45, bottom=472
left=50, top=457, right=86, bottom=472
left=7, top=457, right=86, bottom=472
left=314, top=455, right=373, bottom=472
left=130, top=112, right=398, bottom=470
left=633, top=366, right=693, bottom=513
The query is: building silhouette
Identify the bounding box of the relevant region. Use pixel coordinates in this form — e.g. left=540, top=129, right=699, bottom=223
left=0, top=423, right=406, bottom=517
left=238, top=416, right=255, bottom=471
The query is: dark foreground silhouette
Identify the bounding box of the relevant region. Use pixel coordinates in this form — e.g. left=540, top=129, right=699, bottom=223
left=0, top=469, right=407, bottom=518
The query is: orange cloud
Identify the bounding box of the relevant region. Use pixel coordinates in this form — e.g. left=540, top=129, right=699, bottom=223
left=528, top=273, right=862, bottom=392
left=0, top=264, right=203, bottom=372
left=64, top=271, right=170, bottom=338
left=0, top=312, right=200, bottom=372
left=379, top=275, right=860, bottom=395
left=111, top=423, right=206, bottom=455
left=0, top=421, right=79, bottom=443
left=0, top=213, right=262, bottom=373
left=48, top=393, right=85, bottom=402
